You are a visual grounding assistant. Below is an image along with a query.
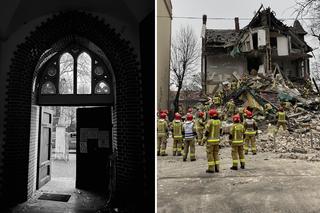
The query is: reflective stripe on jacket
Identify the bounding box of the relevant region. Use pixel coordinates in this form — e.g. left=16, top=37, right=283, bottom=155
left=183, top=121, right=194, bottom=139
left=207, top=119, right=221, bottom=143
left=278, top=112, right=286, bottom=122
left=172, top=120, right=182, bottom=139
left=231, top=123, right=244, bottom=144
left=244, top=118, right=256, bottom=135
left=157, top=119, right=167, bottom=136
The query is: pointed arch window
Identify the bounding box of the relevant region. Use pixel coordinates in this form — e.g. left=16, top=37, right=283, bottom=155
left=77, top=52, right=91, bottom=94
left=59, top=53, right=74, bottom=94
left=37, top=45, right=113, bottom=105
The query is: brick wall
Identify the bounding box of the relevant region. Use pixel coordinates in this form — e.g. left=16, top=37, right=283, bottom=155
left=27, top=105, right=39, bottom=198
left=1, top=11, right=146, bottom=210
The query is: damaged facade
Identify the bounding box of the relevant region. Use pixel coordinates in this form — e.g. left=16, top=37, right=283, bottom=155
left=201, top=7, right=313, bottom=96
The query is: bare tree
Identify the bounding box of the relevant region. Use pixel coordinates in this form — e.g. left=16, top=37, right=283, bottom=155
left=295, top=0, right=320, bottom=38
left=170, top=26, right=199, bottom=113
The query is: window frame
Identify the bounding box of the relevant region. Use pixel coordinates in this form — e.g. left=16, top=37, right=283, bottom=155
left=36, top=45, right=114, bottom=106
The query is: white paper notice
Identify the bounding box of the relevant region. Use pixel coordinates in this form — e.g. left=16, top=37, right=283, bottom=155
left=80, top=128, right=88, bottom=141
left=80, top=142, right=88, bottom=153
left=98, top=131, right=109, bottom=148
left=87, top=128, right=98, bottom=139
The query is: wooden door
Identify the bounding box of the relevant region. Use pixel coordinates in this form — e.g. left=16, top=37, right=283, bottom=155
left=76, top=107, right=112, bottom=192
left=37, top=107, right=53, bottom=189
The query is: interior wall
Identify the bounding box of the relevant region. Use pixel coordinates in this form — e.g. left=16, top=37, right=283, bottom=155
left=206, top=55, right=246, bottom=94
left=28, top=105, right=39, bottom=198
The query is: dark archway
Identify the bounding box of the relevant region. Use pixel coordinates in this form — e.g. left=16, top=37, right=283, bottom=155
left=3, top=11, right=144, bottom=210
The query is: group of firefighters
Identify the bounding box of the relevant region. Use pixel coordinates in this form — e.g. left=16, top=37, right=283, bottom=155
left=157, top=96, right=288, bottom=173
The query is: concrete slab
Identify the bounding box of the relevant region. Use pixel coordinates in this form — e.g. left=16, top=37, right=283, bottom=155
left=158, top=138, right=320, bottom=213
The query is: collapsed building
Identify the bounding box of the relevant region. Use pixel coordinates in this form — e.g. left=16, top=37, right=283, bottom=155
left=201, top=6, right=314, bottom=101
left=199, top=6, right=320, bottom=161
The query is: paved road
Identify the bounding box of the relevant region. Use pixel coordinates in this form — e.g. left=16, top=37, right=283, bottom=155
left=158, top=138, right=320, bottom=213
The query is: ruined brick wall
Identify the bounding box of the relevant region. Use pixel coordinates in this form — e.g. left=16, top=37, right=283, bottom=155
left=1, top=11, right=146, bottom=209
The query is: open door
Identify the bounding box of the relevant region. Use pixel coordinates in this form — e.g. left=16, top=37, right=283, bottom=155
left=76, top=107, right=112, bottom=192
left=37, top=107, right=53, bottom=189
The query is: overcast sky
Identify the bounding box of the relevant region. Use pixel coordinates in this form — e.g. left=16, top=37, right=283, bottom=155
left=171, top=0, right=320, bottom=75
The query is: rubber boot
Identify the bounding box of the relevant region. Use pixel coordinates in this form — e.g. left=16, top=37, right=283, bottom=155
left=191, top=158, right=196, bottom=162
left=240, top=162, right=245, bottom=169
left=173, top=151, right=176, bottom=156
left=206, top=166, right=214, bottom=173
left=177, top=152, right=182, bottom=156
left=215, top=164, right=219, bottom=173
left=244, top=150, right=248, bottom=155
left=183, top=158, right=187, bottom=162
left=161, top=152, right=168, bottom=156
left=230, top=166, right=238, bottom=170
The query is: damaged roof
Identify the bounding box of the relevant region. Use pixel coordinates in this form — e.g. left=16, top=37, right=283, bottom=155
left=204, top=7, right=312, bottom=52
left=291, top=20, right=307, bottom=35
left=205, top=29, right=240, bottom=48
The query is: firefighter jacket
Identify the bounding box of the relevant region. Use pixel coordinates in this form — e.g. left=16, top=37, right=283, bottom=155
left=277, top=111, right=286, bottom=123
left=213, top=96, right=221, bottom=106
left=157, top=119, right=168, bottom=137
left=244, top=118, right=257, bottom=135
left=183, top=121, right=196, bottom=139
left=172, top=120, right=183, bottom=139
left=230, top=123, right=244, bottom=145
left=195, top=117, right=205, bottom=131
left=226, top=101, right=236, bottom=113
left=206, top=119, right=221, bottom=144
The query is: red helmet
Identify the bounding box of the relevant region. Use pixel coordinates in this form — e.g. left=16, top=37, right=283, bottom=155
left=246, top=111, right=253, bottom=118
left=188, top=108, right=193, bottom=113
left=198, top=111, right=205, bottom=117
left=160, top=113, right=166, bottom=119
left=175, top=113, right=181, bottom=120
left=233, top=114, right=241, bottom=122
left=186, top=114, right=193, bottom=121
left=163, top=109, right=169, bottom=115
left=209, top=109, right=218, bottom=117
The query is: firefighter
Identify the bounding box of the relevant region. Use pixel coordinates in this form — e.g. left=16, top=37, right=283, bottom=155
left=195, top=111, right=205, bottom=146
left=230, top=114, right=245, bottom=170
left=264, top=103, right=273, bottom=118
left=182, top=114, right=196, bottom=161
left=226, top=99, right=236, bottom=118
left=157, top=112, right=168, bottom=156
left=243, top=111, right=258, bottom=155
left=205, top=109, right=221, bottom=173
left=213, top=94, right=221, bottom=107
left=276, top=106, right=287, bottom=131
left=172, top=113, right=183, bottom=156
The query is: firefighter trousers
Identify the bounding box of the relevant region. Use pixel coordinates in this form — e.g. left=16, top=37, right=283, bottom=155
left=173, top=138, right=183, bottom=155
left=196, top=128, right=204, bottom=145
left=206, top=143, right=219, bottom=171
left=277, top=121, right=287, bottom=131
left=231, top=144, right=245, bottom=167
left=158, top=134, right=167, bottom=155
left=244, top=134, right=256, bottom=154
left=184, top=138, right=195, bottom=160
